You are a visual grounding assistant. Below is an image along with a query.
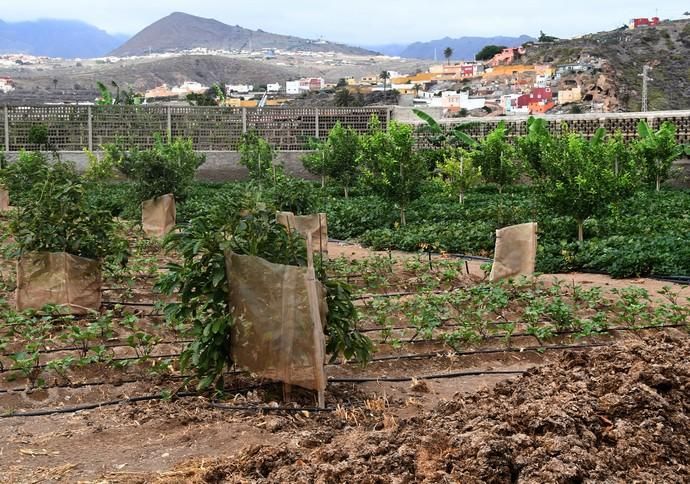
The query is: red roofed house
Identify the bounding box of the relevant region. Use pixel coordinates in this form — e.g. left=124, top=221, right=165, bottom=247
left=516, top=87, right=553, bottom=108
left=489, top=47, right=526, bottom=67
left=629, top=17, right=660, bottom=29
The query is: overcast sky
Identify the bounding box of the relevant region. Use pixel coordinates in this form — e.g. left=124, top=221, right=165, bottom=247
left=1, top=1, right=686, bottom=44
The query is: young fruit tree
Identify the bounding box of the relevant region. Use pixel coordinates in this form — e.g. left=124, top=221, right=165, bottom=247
left=238, top=130, right=276, bottom=181
left=516, top=116, right=553, bottom=178
left=358, top=116, right=428, bottom=225
left=438, top=149, right=482, bottom=204
left=634, top=120, right=688, bottom=191
left=302, top=121, right=360, bottom=197
left=538, top=128, right=637, bottom=242
left=468, top=121, right=519, bottom=193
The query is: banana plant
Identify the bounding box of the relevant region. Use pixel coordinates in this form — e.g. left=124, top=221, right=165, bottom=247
left=635, top=120, right=689, bottom=191
left=413, top=109, right=479, bottom=149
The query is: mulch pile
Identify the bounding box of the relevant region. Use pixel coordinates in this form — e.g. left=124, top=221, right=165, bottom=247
left=155, top=331, right=690, bottom=483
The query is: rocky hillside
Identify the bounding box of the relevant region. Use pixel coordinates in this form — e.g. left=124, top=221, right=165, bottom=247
left=523, top=19, right=690, bottom=111
left=110, top=12, right=376, bottom=57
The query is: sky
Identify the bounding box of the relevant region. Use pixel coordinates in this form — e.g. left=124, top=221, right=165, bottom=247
left=0, top=1, right=686, bottom=45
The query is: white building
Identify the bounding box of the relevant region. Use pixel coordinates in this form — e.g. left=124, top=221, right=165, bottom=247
left=266, top=83, right=281, bottom=93
left=171, top=81, right=208, bottom=95
left=429, top=91, right=485, bottom=112
left=226, top=84, right=254, bottom=94
left=286, top=80, right=301, bottom=95
left=0, top=77, right=15, bottom=93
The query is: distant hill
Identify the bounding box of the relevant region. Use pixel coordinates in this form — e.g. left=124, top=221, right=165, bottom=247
left=361, top=43, right=409, bottom=57
left=110, top=12, right=377, bottom=57
left=0, top=19, right=128, bottom=58
left=522, top=19, right=690, bottom=111
left=399, top=35, right=535, bottom=60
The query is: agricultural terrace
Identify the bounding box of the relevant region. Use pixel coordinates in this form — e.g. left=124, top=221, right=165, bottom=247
left=0, top=113, right=689, bottom=481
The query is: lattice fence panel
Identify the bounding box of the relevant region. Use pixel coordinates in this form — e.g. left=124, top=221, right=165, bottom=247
left=91, top=106, right=167, bottom=148
left=603, top=116, right=650, bottom=142
left=315, top=107, right=389, bottom=142
left=659, top=115, right=690, bottom=143
left=245, top=108, right=315, bottom=150
left=170, top=107, right=243, bottom=150
left=7, top=106, right=89, bottom=151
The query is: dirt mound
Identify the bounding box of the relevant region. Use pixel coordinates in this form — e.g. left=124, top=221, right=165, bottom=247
left=155, top=331, right=690, bottom=483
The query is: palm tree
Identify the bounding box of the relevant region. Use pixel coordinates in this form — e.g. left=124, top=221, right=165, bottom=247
left=413, top=84, right=422, bottom=97
left=379, top=71, right=390, bottom=92
left=444, top=47, right=453, bottom=65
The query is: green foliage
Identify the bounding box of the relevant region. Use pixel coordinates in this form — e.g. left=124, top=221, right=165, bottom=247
left=302, top=122, right=360, bottom=197
left=358, top=117, right=428, bottom=225
left=468, top=121, right=519, bottom=192
left=538, top=31, right=558, bottom=42
left=9, top=160, right=127, bottom=262
left=27, top=124, right=49, bottom=148
left=537, top=129, right=635, bottom=241
left=157, top=202, right=370, bottom=390
left=0, top=151, right=51, bottom=205
left=516, top=116, right=552, bottom=178
left=475, top=45, right=506, bottom=61
left=95, top=81, right=143, bottom=105
left=438, top=149, right=482, bottom=204
left=100, top=135, right=205, bottom=202
left=633, top=120, right=686, bottom=191
left=238, top=131, right=275, bottom=181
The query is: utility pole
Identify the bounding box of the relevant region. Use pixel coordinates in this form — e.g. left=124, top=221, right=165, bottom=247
left=639, top=65, right=652, bottom=112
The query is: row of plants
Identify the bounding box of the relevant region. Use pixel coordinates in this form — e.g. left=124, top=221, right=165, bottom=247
left=0, top=139, right=372, bottom=392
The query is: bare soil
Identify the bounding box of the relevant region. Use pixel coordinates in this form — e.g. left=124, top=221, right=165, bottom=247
left=0, top=240, right=688, bottom=482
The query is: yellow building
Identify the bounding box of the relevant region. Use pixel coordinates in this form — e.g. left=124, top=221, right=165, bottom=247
left=558, top=87, right=582, bottom=104
left=483, top=65, right=536, bottom=77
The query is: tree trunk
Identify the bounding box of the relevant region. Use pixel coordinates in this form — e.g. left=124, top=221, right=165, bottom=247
left=400, top=208, right=406, bottom=226
left=656, top=175, right=661, bottom=192
left=321, top=175, right=325, bottom=188
left=344, top=185, right=349, bottom=199
left=577, top=220, right=584, bottom=242
left=459, top=191, right=464, bottom=204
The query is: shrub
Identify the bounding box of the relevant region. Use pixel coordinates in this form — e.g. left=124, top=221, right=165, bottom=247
left=238, top=130, right=275, bottom=181
left=101, top=135, right=205, bottom=202
left=9, top=160, right=127, bottom=263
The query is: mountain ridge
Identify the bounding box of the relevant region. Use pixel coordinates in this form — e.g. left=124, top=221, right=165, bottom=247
left=399, top=35, right=535, bottom=60
left=110, top=12, right=377, bottom=57
left=0, top=19, right=128, bottom=58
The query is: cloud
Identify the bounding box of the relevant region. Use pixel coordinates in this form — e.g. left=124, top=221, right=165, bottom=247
left=1, top=0, right=685, bottom=43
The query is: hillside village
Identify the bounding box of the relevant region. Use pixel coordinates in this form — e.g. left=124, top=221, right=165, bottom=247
left=0, top=15, right=683, bottom=115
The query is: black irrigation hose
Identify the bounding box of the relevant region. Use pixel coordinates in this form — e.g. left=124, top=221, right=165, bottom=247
left=363, top=323, right=687, bottom=342
left=0, top=369, right=254, bottom=395
left=0, top=391, right=199, bottom=418
left=361, top=342, right=613, bottom=363
left=0, top=339, right=193, bottom=359
left=0, top=352, right=183, bottom=374
left=328, top=369, right=526, bottom=383
left=102, top=301, right=159, bottom=308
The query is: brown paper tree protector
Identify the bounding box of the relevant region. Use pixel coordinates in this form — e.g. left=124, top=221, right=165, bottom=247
left=0, top=188, right=9, bottom=212
left=142, top=194, right=176, bottom=238
left=489, top=222, right=538, bottom=282
left=16, top=252, right=102, bottom=314
left=225, top=251, right=327, bottom=404
left=276, top=211, right=328, bottom=255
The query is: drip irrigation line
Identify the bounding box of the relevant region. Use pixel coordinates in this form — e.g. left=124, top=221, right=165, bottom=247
left=0, top=339, right=193, bottom=359
left=362, top=322, right=687, bottom=341
left=0, top=369, right=254, bottom=395
left=328, top=369, right=526, bottom=383
left=0, top=352, right=183, bottom=374
left=358, top=342, right=613, bottom=363
left=102, top=301, right=159, bottom=308
left=354, top=289, right=455, bottom=301
left=0, top=391, right=199, bottom=418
